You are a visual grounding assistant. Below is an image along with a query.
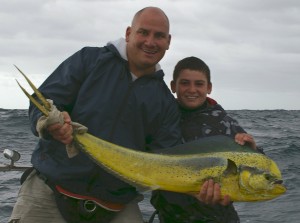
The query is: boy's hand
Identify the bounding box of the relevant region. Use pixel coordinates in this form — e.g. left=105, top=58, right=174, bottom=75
left=195, top=179, right=231, bottom=206
left=235, top=133, right=256, bottom=150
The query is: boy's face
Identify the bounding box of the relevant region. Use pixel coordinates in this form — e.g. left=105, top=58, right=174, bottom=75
left=171, top=69, right=212, bottom=110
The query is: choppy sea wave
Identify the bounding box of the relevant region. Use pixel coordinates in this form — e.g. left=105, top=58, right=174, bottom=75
left=0, top=109, right=299, bottom=223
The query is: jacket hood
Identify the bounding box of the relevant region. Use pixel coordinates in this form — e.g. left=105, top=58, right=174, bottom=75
left=107, top=38, right=162, bottom=72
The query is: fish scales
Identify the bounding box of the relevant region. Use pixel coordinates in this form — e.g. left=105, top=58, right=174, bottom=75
left=75, top=133, right=229, bottom=192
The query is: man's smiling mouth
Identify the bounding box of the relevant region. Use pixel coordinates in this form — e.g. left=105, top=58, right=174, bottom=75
left=143, top=48, right=157, bottom=54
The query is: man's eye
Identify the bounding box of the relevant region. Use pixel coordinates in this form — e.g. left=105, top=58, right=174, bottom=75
left=155, top=33, right=165, bottom=39
left=138, top=30, right=148, bottom=36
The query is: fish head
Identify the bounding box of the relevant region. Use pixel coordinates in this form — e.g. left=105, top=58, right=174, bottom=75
left=238, top=160, right=286, bottom=201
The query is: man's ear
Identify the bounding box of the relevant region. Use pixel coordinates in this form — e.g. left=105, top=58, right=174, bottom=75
left=166, top=34, right=171, bottom=50
left=125, top=26, right=131, bottom=42
left=170, top=80, right=176, bottom=93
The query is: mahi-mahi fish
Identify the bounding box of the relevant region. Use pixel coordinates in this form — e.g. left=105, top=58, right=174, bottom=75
left=15, top=66, right=286, bottom=202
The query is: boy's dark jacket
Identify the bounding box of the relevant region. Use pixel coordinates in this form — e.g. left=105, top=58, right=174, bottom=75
left=151, top=98, right=244, bottom=223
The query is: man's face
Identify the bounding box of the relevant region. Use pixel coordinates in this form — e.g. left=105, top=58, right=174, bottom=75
left=171, top=69, right=212, bottom=110
left=126, top=9, right=171, bottom=76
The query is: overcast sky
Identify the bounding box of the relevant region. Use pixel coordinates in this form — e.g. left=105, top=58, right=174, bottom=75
left=1, top=0, right=299, bottom=110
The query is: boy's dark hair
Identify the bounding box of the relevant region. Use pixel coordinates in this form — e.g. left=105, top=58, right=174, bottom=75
left=173, top=56, right=211, bottom=83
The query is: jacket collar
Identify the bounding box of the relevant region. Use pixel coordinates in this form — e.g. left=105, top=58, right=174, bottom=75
left=107, top=38, right=162, bottom=72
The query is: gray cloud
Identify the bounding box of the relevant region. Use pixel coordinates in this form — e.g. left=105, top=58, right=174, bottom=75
left=1, top=0, right=299, bottom=109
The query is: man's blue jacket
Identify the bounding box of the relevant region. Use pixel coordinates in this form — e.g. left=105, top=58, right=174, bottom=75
left=29, top=39, right=181, bottom=204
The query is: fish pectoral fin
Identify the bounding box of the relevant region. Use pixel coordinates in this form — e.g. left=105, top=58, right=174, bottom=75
left=223, top=159, right=238, bottom=176
left=140, top=185, right=160, bottom=193
left=132, top=184, right=159, bottom=193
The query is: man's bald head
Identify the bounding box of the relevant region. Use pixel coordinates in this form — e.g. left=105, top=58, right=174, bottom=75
left=131, top=7, right=170, bottom=32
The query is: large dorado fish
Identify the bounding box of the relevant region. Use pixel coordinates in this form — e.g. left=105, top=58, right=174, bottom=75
left=16, top=66, right=286, bottom=202
left=75, top=133, right=286, bottom=202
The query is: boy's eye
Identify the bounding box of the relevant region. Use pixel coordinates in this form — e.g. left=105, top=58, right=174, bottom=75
left=180, top=81, right=189, bottom=86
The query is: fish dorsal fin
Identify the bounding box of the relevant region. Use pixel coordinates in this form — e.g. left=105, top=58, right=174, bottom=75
left=223, top=159, right=238, bottom=176
left=155, top=135, right=256, bottom=155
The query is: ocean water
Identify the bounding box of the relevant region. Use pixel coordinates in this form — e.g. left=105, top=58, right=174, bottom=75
left=0, top=109, right=299, bottom=223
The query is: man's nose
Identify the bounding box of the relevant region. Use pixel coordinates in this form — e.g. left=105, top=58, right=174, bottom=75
left=144, top=35, right=155, bottom=46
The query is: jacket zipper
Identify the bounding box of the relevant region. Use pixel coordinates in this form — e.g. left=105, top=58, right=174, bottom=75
left=108, top=69, right=136, bottom=141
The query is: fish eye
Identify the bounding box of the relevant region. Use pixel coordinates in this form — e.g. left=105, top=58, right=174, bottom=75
left=264, top=173, right=273, bottom=181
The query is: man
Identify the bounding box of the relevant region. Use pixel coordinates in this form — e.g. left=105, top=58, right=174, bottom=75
left=9, top=7, right=181, bottom=223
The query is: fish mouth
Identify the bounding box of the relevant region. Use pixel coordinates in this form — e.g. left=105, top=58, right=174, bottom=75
left=273, top=179, right=283, bottom=185
left=271, top=179, right=286, bottom=195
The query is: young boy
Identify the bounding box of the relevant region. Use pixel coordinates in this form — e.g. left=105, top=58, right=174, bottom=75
left=151, top=56, right=259, bottom=223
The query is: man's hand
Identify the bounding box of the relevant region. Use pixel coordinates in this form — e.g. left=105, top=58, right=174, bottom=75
left=47, top=111, right=73, bottom=145
left=235, top=133, right=256, bottom=150
left=195, top=179, right=231, bottom=206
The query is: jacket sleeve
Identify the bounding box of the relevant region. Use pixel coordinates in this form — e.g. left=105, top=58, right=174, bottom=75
left=222, top=114, right=247, bottom=137
left=215, top=104, right=247, bottom=138
left=28, top=47, right=102, bottom=136
left=147, top=96, right=182, bottom=151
